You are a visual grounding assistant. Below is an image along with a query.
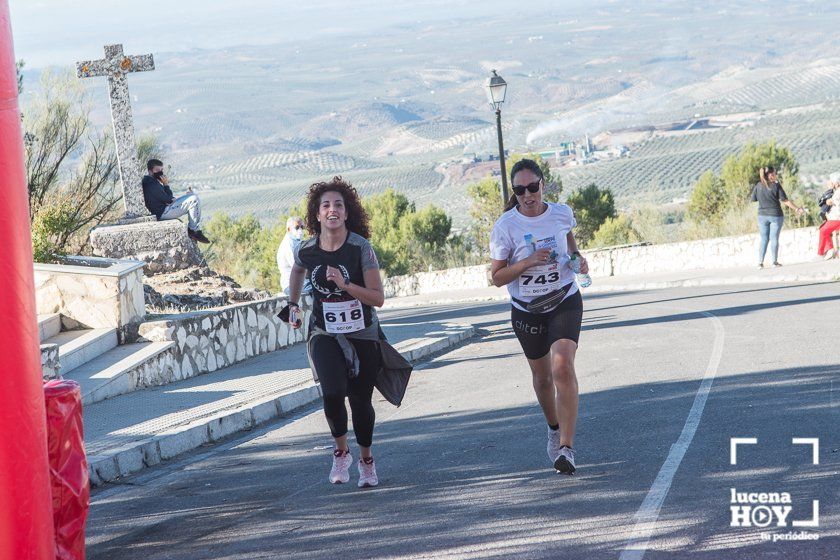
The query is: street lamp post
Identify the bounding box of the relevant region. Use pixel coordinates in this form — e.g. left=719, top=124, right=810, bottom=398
left=486, top=69, right=509, bottom=204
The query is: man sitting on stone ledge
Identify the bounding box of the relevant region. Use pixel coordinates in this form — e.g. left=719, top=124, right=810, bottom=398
left=142, top=158, right=210, bottom=243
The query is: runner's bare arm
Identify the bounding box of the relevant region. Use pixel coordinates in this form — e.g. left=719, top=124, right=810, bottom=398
left=288, top=263, right=306, bottom=305
left=490, top=250, right=550, bottom=287
left=338, top=266, right=385, bottom=308
left=566, top=232, right=589, bottom=274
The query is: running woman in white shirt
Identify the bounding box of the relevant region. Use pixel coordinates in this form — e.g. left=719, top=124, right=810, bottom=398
left=489, top=159, right=588, bottom=475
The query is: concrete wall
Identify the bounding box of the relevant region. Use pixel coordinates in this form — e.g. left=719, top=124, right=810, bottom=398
left=136, top=296, right=313, bottom=382
left=382, top=226, right=822, bottom=298
left=34, top=256, right=146, bottom=330
left=382, top=265, right=491, bottom=298
left=593, top=226, right=819, bottom=277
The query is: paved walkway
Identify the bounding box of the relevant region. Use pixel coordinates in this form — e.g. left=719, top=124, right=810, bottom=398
left=85, top=315, right=474, bottom=484
left=384, top=258, right=840, bottom=309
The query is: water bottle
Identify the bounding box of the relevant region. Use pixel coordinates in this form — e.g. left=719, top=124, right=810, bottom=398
left=569, top=254, right=592, bottom=288
left=289, top=305, right=302, bottom=329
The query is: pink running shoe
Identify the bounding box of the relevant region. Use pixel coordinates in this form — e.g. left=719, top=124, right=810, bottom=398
left=357, top=457, right=379, bottom=488
left=329, top=449, right=352, bottom=484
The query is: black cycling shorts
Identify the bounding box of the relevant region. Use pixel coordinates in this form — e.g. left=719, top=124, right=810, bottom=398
left=510, top=290, right=583, bottom=360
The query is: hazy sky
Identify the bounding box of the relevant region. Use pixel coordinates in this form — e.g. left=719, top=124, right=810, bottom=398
left=10, top=0, right=563, bottom=69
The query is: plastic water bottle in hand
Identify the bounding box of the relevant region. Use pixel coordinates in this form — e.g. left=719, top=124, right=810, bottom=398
left=289, top=305, right=302, bottom=329
left=569, top=253, right=592, bottom=288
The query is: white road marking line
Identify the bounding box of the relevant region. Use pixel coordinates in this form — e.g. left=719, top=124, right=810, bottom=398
left=620, top=310, right=725, bottom=560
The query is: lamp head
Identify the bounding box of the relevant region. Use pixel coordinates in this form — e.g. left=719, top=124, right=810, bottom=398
left=486, top=69, right=507, bottom=109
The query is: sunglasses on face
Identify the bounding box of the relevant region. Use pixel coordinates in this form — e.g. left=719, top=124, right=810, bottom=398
left=293, top=225, right=304, bottom=230
left=512, top=181, right=541, bottom=196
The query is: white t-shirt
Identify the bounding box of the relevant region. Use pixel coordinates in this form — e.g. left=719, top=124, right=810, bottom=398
left=828, top=189, right=840, bottom=221
left=489, top=202, right=579, bottom=312
left=276, top=233, right=300, bottom=292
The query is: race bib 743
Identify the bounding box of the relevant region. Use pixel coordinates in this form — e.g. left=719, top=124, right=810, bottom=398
left=519, top=263, right=561, bottom=297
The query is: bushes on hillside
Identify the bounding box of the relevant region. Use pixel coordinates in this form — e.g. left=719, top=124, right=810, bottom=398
left=590, top=214, right=642, bottom=248
left=687, top=171, right=727, bottom=224
left=565, top=183, right=616, bottom=248
left=466, top=153, right=562, bottom=253
left=24, top=71, right=124, bottom=259
left=31, top=198, right=77, bottom=263
left=363, top=188, right=453, bottom=275
left=203, top=188, right=459, bottom=291
left=687, top=140, right=819, bottom=233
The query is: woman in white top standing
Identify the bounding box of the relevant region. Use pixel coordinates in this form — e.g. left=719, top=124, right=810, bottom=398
left=489, top=159, right=588, bottom=475
left=818, top=172, right=840, bottom=259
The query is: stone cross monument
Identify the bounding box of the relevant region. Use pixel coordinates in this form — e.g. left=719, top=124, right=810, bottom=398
left=76, top=44, right=154, bottom=219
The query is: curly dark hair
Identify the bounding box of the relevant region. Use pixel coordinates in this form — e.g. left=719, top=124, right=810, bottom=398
left=305, top=176, right=371, bottom=239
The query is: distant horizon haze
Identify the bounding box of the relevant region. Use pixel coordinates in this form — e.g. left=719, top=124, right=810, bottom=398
left=10, top=0, right=568, bottom=69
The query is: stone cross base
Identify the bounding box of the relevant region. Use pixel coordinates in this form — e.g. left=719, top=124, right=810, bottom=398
left=112, top=215, right=157, bottom=226
left=90, top=219, right=205, bottom=275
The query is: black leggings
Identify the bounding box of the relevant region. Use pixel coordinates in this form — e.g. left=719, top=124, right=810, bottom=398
left=308, top=335, right=381, bottom=447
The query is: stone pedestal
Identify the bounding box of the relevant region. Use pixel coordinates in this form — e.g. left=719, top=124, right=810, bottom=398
left=34, top=256, right=146, bottom=331
left=90, top=219, right=205, bottom=275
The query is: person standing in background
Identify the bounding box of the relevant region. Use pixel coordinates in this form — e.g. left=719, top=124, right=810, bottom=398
left=277, top=216, right=307, bottom=295
left=817, top=173, right=840, bottom=260
left=750, top=166, right=804, bottom=268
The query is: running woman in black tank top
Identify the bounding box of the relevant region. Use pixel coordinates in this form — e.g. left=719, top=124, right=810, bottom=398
left=284, top=177, right=385, bottom=488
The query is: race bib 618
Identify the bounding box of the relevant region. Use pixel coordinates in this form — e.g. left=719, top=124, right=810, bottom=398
left=323, top=299, right=364, bottom=333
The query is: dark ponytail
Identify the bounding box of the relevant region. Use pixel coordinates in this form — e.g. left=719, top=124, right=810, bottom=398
left=504, top=158, right=545, bottom=212
left=759, top=166, right=776, bottom=188
left=503, top=193, right=518, bottom=212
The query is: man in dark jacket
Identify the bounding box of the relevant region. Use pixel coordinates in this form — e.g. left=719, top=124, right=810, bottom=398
left=142, top=159, right=209, bottom=243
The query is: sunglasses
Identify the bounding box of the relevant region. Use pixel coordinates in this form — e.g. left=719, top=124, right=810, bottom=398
left=512, top=180, right=541, bottom=196
left=293, top=225, right=304, bottom=230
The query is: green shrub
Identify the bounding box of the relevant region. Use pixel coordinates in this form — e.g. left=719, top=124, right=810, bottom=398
left=466, top=176, right=504, bottom=256
left=590, top=214, right=642, bottom=248
left=31, top=199, right=77, bottom=263
left=565, top=183, right=616, bottom=248
left=720, top=140, right=799, bottom=208
left=203, top=213, right=284, bottom=292
left=688, top=171, right=727, bottom=223
left=363, top=188, right=452, bottom=275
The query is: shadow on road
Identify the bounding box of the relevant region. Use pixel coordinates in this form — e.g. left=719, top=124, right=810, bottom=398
left=87, top=364, right=840, bottom=560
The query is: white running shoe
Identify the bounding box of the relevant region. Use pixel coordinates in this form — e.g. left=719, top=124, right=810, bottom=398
left=824, top=249, right=837, bottom=260
left=554, top=446, right=576, bottom=475
left=329, top=449, right=352, bottom=484
left=357, top=457, right=378, bottom=488
left=547, top=426, right=563, bottom=464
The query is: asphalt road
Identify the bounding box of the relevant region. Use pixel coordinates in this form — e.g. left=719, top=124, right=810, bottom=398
left=87, top=282, right=840, bottom=559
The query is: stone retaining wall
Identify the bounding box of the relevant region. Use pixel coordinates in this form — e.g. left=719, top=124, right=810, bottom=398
left=603, top=226, right=818, bottom=276
left=34, top=256, right=146, bottom=331
left=383, top=265, right=491, bottom=298
left=136, top=296, right=313, bottom=383
left=40, top=344, right=60, bottom=381
left=382, top=226, right=822, bottom=298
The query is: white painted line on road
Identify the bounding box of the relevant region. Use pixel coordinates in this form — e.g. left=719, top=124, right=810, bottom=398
left=620, top=310, right=725, bottom=560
